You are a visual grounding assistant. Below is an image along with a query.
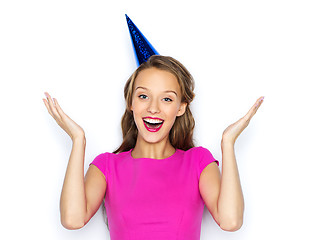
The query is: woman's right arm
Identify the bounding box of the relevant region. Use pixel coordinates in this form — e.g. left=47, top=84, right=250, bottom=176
left=43, top=92, right=107, bottom=230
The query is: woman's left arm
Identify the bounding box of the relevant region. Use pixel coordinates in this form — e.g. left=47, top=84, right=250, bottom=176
left=199, top=96, right=264, bottom=232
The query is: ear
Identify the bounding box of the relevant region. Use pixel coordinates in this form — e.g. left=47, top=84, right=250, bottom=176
left=130, top=100, right=133, bottom=111
left=176, top=102, right=187, bottom=117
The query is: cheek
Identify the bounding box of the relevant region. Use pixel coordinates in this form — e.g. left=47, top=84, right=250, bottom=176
left=165, top=105, right=181, bottom=121
left=131, top=99, right=145, bottom=115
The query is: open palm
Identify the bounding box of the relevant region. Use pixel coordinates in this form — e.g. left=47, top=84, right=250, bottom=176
left=222, top=96, right=264, bottom=144
left=43, top=92, right=85, bottom=141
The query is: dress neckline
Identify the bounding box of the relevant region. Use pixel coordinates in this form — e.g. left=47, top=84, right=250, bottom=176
left=128, top=148, right=179, bottom=161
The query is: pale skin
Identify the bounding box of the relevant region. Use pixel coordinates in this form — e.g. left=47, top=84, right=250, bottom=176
left=43, top=68, right=264, bottom=231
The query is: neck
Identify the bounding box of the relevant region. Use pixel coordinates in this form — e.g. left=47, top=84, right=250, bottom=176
left=131, top=135, right=175, bottom=159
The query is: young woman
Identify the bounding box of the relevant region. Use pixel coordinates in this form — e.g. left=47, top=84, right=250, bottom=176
left=43, top=55, right=264, bottom=239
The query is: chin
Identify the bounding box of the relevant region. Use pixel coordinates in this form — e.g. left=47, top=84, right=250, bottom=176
left=137, top=129, right=170, bottom=145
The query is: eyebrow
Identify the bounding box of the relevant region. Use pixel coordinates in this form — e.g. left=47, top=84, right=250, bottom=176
left=135, top=86, right=178, bottom=96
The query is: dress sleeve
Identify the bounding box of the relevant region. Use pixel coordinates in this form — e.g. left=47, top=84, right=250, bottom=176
left=197, top=146, right=219, bottom=180
left=89, top=153, right=109, bottom=182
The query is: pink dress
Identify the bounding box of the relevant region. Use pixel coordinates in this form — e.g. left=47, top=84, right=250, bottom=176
left=90, top=146, right=219, bottom=240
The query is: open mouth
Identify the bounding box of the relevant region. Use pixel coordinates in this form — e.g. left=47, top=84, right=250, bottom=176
left=143, top=117, right=164, bottom=132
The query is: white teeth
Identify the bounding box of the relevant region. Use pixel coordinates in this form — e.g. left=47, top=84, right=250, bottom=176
left=143, top=118, right=163, bottom=124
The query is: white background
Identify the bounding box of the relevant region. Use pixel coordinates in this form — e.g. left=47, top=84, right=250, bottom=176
left=1, top=0, right=308, bottom=239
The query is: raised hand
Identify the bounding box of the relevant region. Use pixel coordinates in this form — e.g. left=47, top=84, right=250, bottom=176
left=43, top=92, right=85, bottom=141
left=222, top=96, right=264, bottom=145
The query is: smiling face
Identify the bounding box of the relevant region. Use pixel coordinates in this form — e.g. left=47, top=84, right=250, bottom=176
left=131, top=67, right=187, bottom=145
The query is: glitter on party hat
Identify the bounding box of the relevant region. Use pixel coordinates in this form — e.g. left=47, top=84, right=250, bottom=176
left=125, top=14, right=159, bottom=66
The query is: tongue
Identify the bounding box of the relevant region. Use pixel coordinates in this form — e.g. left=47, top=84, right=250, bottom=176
left=145, top=121, right=162, bottom=129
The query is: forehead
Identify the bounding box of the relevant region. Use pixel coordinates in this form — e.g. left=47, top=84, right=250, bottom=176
left=134, top=68, right=180, bottom=93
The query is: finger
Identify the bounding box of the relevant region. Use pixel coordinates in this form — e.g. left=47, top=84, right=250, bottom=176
left=248, top=96, right=264, bottom=116
left=44, top=92, right=55, bottom=107
left=53, top=98, right=67, bottom=118
left=244, top=96, right=264, bottom=121
left=43, top=98, right=53, bottom=116
left=43, top=92, right=54, bottom=116
left=44, top=92, right=61, bottom=119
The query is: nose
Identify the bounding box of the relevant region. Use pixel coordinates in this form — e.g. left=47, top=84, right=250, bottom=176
left=147, top=99, right=160, bottom=114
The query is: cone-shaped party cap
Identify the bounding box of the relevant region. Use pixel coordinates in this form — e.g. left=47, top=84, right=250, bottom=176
left=125, top=14, right=159, bottom=66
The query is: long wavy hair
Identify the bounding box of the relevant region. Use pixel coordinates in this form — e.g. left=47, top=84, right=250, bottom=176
left=102, top=55, right=196, bottom=230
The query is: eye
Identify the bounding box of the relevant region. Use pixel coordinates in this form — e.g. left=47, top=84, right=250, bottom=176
left=163, top=97, right=172, bottom=102
left=138, top=94, right=148, bottom=100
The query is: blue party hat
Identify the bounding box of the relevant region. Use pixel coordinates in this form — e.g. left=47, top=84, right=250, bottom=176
left=125, top=14, right=159, bottom=66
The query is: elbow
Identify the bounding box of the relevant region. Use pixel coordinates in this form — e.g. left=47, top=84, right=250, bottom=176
left=219, top=217, right=243, bottom=232
left=61, top=215, right=85, bottom=230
